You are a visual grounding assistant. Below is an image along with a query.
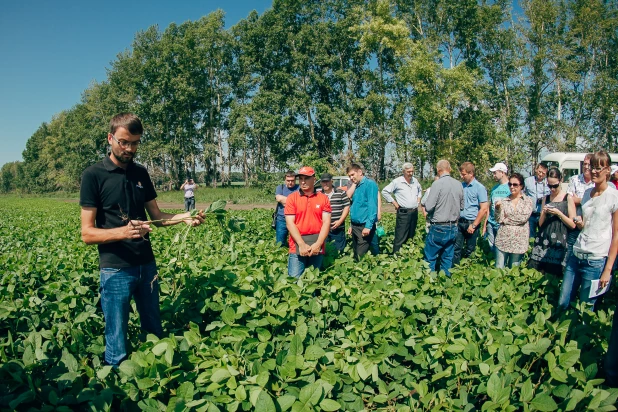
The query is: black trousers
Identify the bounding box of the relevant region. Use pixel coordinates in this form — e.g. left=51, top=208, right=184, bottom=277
left=453, top=218, right=480, bottom=265
left=393, top=208, right=418, bottom=253
left=351, top=223, right=375, bottom=261
left=606, top=310, right=618, bottom=386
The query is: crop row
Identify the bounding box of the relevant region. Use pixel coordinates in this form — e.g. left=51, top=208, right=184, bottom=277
left=0, top=198, right=617, bottom=411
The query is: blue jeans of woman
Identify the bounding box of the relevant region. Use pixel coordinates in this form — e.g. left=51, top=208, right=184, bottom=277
left=100, top=261, right=162, bottom=366
left=288, top=253, right=324, bottom=278
left=423, top=223, right=458, bottom=276
left=495, top=248, right=523, bottom=269
left=558, top=254, right=607, bottom=312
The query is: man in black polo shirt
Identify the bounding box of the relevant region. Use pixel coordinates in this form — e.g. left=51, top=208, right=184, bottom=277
left=80, top=113, right=204, bottom=367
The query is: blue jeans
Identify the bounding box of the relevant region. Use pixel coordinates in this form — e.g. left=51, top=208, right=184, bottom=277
left=288, top=253, right=324, bottom=278
left=558, top=254, right=607, bottom=312
left=327, top=228, right=346, bottom=253
left=529, top=213, right=540, bottom=238
left=485, top=222, right=499, bottom=251
left=184, top=197, right=195, bottom=211
left=424, top=224, right=458, bottom=276
left=100, top=261, right=162, bottom=366
left=495, top=247, right=523, bottom=269
left=275, top=215, right=288, bottom=247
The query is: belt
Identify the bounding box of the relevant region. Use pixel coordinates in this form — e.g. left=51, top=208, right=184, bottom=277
left=458, top=218, right=475, bottom=222
left=573, top=250, right=605, bottom=261
left=398, top=207, right=418, bottom=212
left=432, top=221, right=458, bottom=225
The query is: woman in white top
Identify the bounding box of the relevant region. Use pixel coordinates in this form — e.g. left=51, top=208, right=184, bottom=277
left=557, top=150, right=618, bottom=312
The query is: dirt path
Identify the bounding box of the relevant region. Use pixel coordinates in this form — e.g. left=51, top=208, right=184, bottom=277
left=64, top=199, right=397, bottom=213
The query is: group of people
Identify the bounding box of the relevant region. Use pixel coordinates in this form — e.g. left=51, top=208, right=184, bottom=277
left=79, top=112, right=618, bottom=385
left=277, top=155, right=618, bottom=317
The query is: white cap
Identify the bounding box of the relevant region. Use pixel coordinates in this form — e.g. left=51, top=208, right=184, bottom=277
left=489, top=162, right=508, bottom=173
left=611, top=165, right=618, bottom=175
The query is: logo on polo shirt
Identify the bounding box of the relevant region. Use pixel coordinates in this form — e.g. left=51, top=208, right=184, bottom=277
left=316, top=205, right=320, bottom=208
left=136, top=181, right=143, bottom=189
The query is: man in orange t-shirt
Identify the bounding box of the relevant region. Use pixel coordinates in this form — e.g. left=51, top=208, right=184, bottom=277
left=284, top=166, right=332, bottom=277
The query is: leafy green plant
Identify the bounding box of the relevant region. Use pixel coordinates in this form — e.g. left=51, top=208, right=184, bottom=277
left=1, top=197, right=617, bottom=411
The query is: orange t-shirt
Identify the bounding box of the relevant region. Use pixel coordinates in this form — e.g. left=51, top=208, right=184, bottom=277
left=284, top=190, right=332, bottom=254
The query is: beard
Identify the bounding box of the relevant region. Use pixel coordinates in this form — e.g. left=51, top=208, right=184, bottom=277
left=112, top=148, right=134, bottom=164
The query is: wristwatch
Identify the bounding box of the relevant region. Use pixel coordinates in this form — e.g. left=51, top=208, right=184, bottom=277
left=471, top=224, right=477, bottom=229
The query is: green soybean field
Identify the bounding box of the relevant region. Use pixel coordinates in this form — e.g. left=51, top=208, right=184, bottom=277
left=1, top=197, right=617, bottom=411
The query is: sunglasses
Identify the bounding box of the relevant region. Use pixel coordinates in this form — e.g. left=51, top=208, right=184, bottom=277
left=548, top=183, right=560, bottom=189
left=508, top=183, right=520, bottom=187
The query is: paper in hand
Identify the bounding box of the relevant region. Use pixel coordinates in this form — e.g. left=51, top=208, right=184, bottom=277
left=589, top=278, right=612, bottom=299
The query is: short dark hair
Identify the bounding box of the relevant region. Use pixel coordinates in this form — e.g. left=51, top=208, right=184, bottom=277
left=110, top=113, right=143, bottom=135
left=285, top=170, right=296, bottom=178
left=346, top=163, right=363, bottom=173
left=547, top=167, right=562, bottom=180
left=459, top=162, right=475, bottom=175
left=536, top=162, right=548, bottom=171
left=509, top=172, right=525, bottom=188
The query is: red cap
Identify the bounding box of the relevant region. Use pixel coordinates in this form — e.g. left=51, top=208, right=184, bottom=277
left=296, top=166, right=315, bottom=177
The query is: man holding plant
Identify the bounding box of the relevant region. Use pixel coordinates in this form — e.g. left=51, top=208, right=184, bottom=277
left=80, top=113, right=205, bottom=367
left=284, top=166, right=332, bottom=278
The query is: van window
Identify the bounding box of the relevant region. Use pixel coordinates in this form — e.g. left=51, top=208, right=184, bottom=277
left=562, top=169, right=578, bottom=181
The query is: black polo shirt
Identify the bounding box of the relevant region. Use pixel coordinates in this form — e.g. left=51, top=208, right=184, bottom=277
left=79, top=156, right=157, bottom=268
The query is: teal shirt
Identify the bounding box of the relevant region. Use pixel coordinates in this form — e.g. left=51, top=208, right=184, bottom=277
left=488, top=183, right=511, bottom=226
left=350, top=177, right=379, bottom=229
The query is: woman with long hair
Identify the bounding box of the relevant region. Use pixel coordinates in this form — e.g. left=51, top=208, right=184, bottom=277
left=558, top=150, right=618, bottom=312
left=494, top=173, right=535, bottom=269
left=527, top=167, right=576, bottom=276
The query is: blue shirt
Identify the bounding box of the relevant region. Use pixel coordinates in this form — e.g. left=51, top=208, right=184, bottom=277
left=275, top=184, right=299, bottom=217
left=524, top=176, right=550, bottom=213
left=350, top=177, right=379, bottom=229
left=460, top=178, right=488, bottom=220
left=488, top=183, right=511, bottom=226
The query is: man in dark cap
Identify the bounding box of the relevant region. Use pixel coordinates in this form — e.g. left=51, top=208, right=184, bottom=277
left=319, top=172, right=350, bottom=253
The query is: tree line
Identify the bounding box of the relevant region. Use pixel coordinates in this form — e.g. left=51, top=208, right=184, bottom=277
left=2, top=0, right=617, bottom=193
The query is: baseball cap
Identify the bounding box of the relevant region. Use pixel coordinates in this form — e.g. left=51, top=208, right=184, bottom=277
left=320, top=172, right=333, bottom=181
left=611, top=165, right=618, bottom=175
left=296, top=166, right=316, bottom=177
left=489, top=162, right=508, bottom=173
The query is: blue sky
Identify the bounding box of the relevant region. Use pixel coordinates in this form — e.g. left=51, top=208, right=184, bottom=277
left=0, top=0, right=273, bottom=166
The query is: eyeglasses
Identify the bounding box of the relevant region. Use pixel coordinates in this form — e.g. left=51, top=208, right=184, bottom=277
left=508, top=183, right=520, bottom=187
left=591, top=166, right=607, bottom=173
left=548, top=183, right=560, bottom=189
left=111, top=134, right=141, bottom=149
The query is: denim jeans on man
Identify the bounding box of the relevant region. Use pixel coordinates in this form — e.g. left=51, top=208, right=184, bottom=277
left=100, top=261, right=162, bottom=366
left=485, top=222, right=499, bottom=251
left=494, top=248, right=523, bottom=269
left=557, top=254, right=607, bottom=312
left=453, top=219, right=480, bottom=264
left=327, top=227, right=346, bottom=253
left=288, top=253, right=324, bottom=278
left=184, top=197, right=195, bottom=212
left=275, top=215, right=289, bottom=246
left=424, top=223, right=458, bottom=276
left=529, top=213, right=540, bottom=238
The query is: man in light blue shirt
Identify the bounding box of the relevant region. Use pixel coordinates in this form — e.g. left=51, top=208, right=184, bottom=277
left=347, top=163, right=378, bottom=260
left=524, top=163, right=549, bottom=238
left=453, top=162, right=488, bottom=265
left=483, top=162, right=511, bottom=251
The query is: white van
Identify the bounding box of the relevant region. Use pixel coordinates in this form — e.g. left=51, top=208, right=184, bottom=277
left=541, top=152, right=618, bottom=190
